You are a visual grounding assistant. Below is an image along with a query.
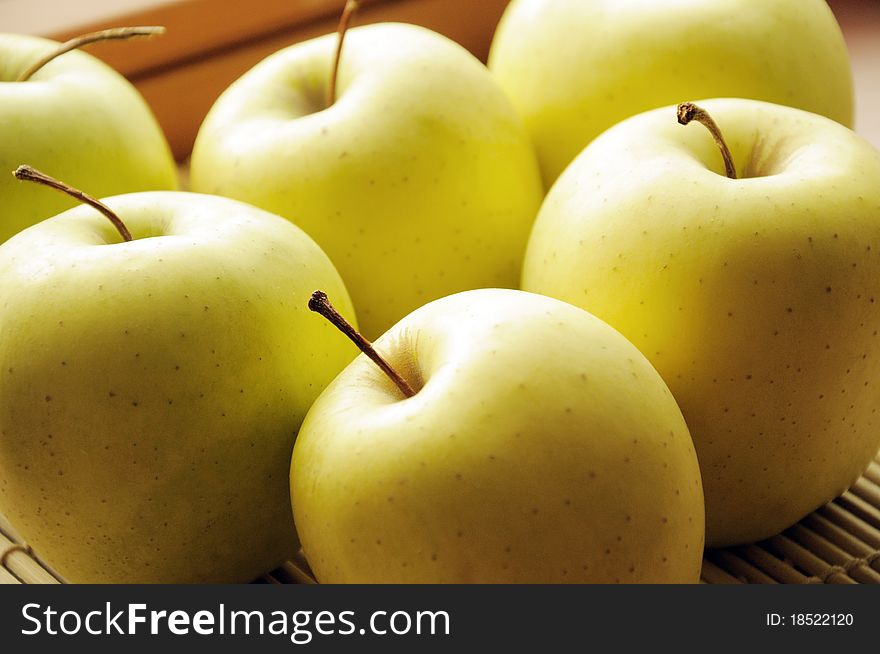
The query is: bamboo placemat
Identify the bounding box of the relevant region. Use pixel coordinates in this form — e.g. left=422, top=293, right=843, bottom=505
left=3, top=452, right=879, bottom=585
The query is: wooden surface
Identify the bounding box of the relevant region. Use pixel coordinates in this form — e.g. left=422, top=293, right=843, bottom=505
left=4, top=0, right=509, bottom=159
left=829, top=0, right=880, bottom=149
left=3, top=0, right=877, bottom=158
left=1, top=0, right=178, bottom=36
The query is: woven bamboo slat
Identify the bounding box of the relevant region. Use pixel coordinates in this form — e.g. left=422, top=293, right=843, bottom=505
left=818, top=503, right=880, bottom=558
left=698, top=560, right=741, bottom=585
left=0, top=566, right=22, bottom=585
left=704, top=548, right=780, bottom=584
left=2, top=452, right=879, bottom=584
left=837, top=490, right=880, bottom=531
left=865, top=461, right=880, bottom=486
left=0, top=517, right=61, bottom=585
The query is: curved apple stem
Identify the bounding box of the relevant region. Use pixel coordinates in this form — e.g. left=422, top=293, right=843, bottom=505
left=309, top=290, right=416, bottom=398
left=16, top=26, right=166, bottom=83
left=677, top=102, right=737, bottom=179
left=326, top=0, right=359, bottom=107
left=13, top=165, right=133, bottom=242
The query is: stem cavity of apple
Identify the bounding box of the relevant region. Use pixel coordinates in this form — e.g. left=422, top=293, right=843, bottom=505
left=326, top=0, right=360, bottom=108
left=676, top=102, right=737, bottom=180
left=309, top=290, right=416, bottom=398
left=16, top=26, right=166, bottom=83
left=13, top=165, right=133, bottom=242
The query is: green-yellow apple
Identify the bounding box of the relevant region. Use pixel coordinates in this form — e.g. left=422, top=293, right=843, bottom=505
left=190, top=22, right=543, bottom=338
left=0, top=178, right=356, bottom=583
left=291, top=288, right=704, bottom=583
left=522, top=98, right=880, bottom=546
left=0, top=31, right=177, bottom=243
left=489, top=0, right=854, bottom=187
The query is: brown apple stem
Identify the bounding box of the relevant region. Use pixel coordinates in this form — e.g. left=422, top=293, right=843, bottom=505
left=676, top=102, right=737, bottom=179
left=13, top=165, right=133, bottom=242
left=309, top=290, right=416, bottom=398
left=16, top=26, right=166, bottom=83
left=326, top=0, right=359, bottom=107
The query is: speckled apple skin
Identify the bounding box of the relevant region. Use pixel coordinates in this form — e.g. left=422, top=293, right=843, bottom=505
left=523, top=99, right=880, bottom=546
left=489, top=0, right=854, bottom=187
left=191, top=23, right=543, bottom=339
left=0, top=192, right=356, bottom=583
left=292, top=289, right=704, bottom=583
left=0, top=34, right=177, bottom=243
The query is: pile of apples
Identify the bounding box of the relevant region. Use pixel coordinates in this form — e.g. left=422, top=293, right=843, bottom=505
left=1, top=0, right=878, bottom=584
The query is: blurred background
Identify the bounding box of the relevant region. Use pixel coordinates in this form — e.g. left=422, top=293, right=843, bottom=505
left=2, top=0, right=878, bottom=159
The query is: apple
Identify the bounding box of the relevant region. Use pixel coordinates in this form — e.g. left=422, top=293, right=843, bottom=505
left=190, top=22, right=543, bottom=339
left=489, top=0, right=854, bottom=187
left=291, top=288, right=705, bottom=583
left=0, top=173, right=356, bottom=583
left=0, top=31, right=177, bottom=243
left=522, top=98, right=880, bottom=546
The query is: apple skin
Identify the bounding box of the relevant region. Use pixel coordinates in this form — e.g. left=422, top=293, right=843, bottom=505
left=0, top=33, right=177, bottom=243
left=291, top=289, right=704, bottom=583
left=489, top=0, right=854, bottom=187
left=522, top=98, right=880, bottom=546
left=0, top=192, right=356, bottom=583
left=190, top=23, right=543, bottom=339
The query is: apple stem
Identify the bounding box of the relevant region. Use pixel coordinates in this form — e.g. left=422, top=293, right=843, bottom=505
left=676, top=102, right=737, bottom=179
left=326, top=0, right=359, bottom=107
left=16, top=26, right=166, bottom=83
left=12, top=165, right=133, bottom=242
left=309, top=290, right=416, bottom=398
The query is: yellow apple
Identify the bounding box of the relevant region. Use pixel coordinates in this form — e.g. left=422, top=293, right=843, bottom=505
left=489, top=0, right=854, bottom=187
left=523, top=99, right=880, bottom=546
left=191, top=23, right=543, bottom=338
left=0, top=32, right=177, bottom=243
left=292, top=289, right=704, bottom=583
left=0, top=189, right=356, bottom=582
